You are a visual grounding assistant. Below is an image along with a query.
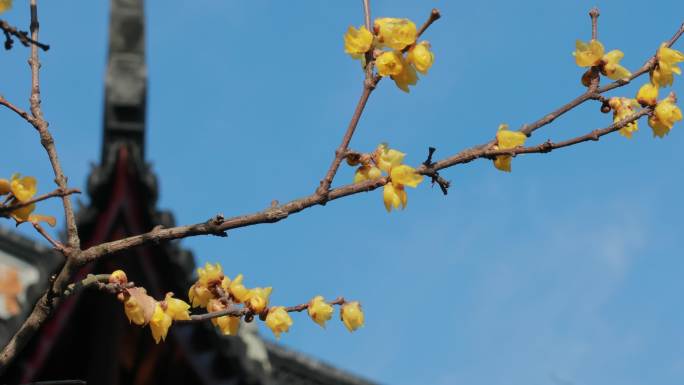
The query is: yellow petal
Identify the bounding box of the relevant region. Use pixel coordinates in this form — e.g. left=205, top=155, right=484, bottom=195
left=308, top=296, right=334, bottom=328
left=340, top=302, right=365, bottom=332
left=150, top=303, right=173, bottom=344
left=573, top=39, right=605, bottom=67
left=28, top=214, right=57, bottom=227
left=383, top=182, right=403, bottom=212
left=375, top=144, right=405, bottom=173
left=391, top=54, right=419, bottom=93
left=407, top=41, right=434, bottom=74
left=344, top=25, right=374, bottom=57
left=496, top=127, right=527, bottom=149
left=265, top=306, right=293, bottom=339
left=229, top=274, right=250, bottom=303
left=374, top=18, right=417, bottom=51
left=0, top=179, right=10, bottom=195
left=390, top=165, right=423, bottom=188
left=164, top=293, right=191, bottom=321
left=10, top=175, right=37, bottom=203
left=246, top=287, right=272, bottom=313
left=493, top=156, right=512, bottom=172
left=376, top=51, right=403, bottom=77
left=636, top=83, right=659, bottom=107
left=0, top=0, right=12, bottom=14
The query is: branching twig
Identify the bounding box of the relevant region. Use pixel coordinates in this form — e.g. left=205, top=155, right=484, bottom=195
left=0, top=19, right=49, bottom=51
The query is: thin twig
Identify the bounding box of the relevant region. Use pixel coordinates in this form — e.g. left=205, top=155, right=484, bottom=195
left=362, top=0, right=371, bottom=31
left=0, top=19, right=50, bottom=51
left=0, top=94, right=34, bottom=122
left=32, top=222, right=66, bottom=252
left=0, top=187, right=81, bottom=215
left=589, top=8, right=599, bottom=40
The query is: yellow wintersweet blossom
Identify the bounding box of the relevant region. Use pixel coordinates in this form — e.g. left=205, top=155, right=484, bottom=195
left=188, top=282, right=212, bottom=308
left=375, top=144, right=405, bottom=173
left=343, top=25, right=373, bottom=59
left=246, top=287, right=272, bottom=313
left=340, top=302, right=364, bottom=332
left=390, top=165, right=423, bottom=188
left=228, top=274, right=250, bottom=303
left=124, top=295, right=147, bottom=326
left=10, top=174, right=37, bottom=203
left=149, top=304, right=173, bottom=344
left=197, top=263, right=224, bottom=286
left=648, top=94, right=682, bottom=138
left=374, top=18, right=417, bottom=51
left=0, top=179, right=10, bottom=195
left=376, top=51, right=404, bottom=77
left=207, top=299, right=241, bottom=336
left=163, top=293, right=191, bottom=321
left=9, top=203, right=56, bottom=227
left=383, top=182, right=407, bottom=212
left=308, top=296, right=334, bottom=328
left=652, top=44, right=684, bottom=87
left=636, top=83, right=659, bottom=107
left=600, top=50, right=631, bottom=80
left=391, top=54, right=418, bottom=93
left=353, top=164, right=382, bottom=184
left=608, top=97, right=640, bottom=139
left=493, top=124, right=527, bottom=172
left=0, top=0, right=12, bottom=14
left=265, top=306, right=293, bottom=339
left=407, top=41, right=434, bottom=74
left=573, top=39, right=605, bottom=67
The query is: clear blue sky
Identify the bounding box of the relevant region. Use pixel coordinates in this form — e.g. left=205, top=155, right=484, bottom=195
left=2, top=1, right=684, bottom=384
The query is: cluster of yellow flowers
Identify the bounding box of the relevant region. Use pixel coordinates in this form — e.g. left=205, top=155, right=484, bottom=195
left=0, top=174, right=55, bottom=227
left=111, top=270, right=191, bottom=344
left=574, top=39, right=683, bottom=138
left=349, top=144, right=424, bottom=212
left=0, top=0, right=12, bottom=14
left=187, top=263, right=364, bottom=339
left=492, top=124, right=528, bottom=172
left=344, top=18, right=435, bottom=92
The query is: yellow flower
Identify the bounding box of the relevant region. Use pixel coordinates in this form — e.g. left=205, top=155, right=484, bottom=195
left=600, top=50, right=631, bottom=80
left=573, top=39, right=605, bottom=67
left=150, top=303, right=173, bottom=344
left=265, top=306, right=293, bottom=339
left=0, top=0, right=12, bottom=14
left=608, top=97, right=640, bottom=139
left=493, top=124, right=527, bottom=172
left=652, top=44, right=684, bottom=87
left=10, top=174, right=37, bottom=203
left=0, top=179, right=10, bottom=195
left=188, top=283, right=212, bottom=308
left=246, top=287, right=272, bottom=313
left=376, top=51, right=403, bottom=77
left=648, top=94, right=682, bottom=138
left=344, top=26, right=373, bottom=59
left=124, top=296, right=147, bottom=326
left=383, top=182, right=407, bottom=212
left=374, top=18, right=417, bottom=51
left=163, top=293, right=191, bottom=321
left=375, top=144, right=405, bottom=173
left=207, top=299, right=241, bottom=335
left=215, top=315, right=241, bottom=336
left=354, top=165, right=382, bottom=184
left=636, top=83, right=659, bottom=107
left=228, top=274, right=250, bottom=303
left=340, top=302, right=364, bottom=332
left=308, top=296, right=334, bottom=328
left=9, top=203, right=56, bottom=227
left=197, top=262, right=224, bottom=286
left=391, top=54, right=418, bottom=93
left=390, top=165, right=423, bottom=188
left=407, top=41, right=434, bottom=74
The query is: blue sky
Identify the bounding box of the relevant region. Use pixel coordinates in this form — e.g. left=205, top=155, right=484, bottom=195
left=1, top=1, right=684, bottom=384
